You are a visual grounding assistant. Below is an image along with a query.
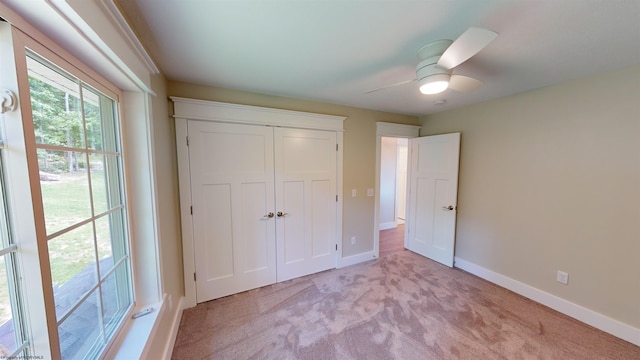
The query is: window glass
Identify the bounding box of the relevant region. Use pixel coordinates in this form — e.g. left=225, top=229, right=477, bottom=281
left=58, top=290, right=101, bottom=360
left=27, top=52, right=132, bottom=360
left=28, top=59, right=85, bottom=149
left=37, top=149, right=92, bottom=235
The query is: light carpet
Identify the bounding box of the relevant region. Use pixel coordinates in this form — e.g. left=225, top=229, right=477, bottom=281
left=171, top=250, right=639, bottom=359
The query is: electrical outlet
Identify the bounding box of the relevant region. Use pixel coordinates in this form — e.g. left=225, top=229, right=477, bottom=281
left=367, top=188, right=374, bottom=197
left=351, top=189, right=357, bottom=197
left=351, top=236, right=356, bottom=245
left=556, top=271, right=569, bottom=285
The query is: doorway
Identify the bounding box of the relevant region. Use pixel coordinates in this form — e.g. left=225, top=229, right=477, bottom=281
left=373, top=122, right=420, bottom=259
left=379, top=137, right=408, bottom=257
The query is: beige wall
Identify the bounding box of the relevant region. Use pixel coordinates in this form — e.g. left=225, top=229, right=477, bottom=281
left=145, top=73, right=185, bottom=357
left=151, top=73, right=184, bottom=299
left=420, top=65, right=640, bottom=328
left=166, top=82, right=419, bottom=257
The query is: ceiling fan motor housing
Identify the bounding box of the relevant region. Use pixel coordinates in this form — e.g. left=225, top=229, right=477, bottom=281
left=416, top=56, right=451, bottom=83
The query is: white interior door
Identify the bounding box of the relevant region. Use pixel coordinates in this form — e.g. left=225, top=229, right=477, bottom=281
left=405, top=133, right=460, bottom=267
left=188, top=121, right=277, bottom=302
left=274, top=128, right=337, bottom=281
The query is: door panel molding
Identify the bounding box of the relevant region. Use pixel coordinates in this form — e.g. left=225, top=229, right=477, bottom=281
left=275, top=127, right=337, bottom=282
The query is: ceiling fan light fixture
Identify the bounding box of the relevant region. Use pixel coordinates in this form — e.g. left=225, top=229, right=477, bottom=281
left=419, top=74, right=450, bottom=95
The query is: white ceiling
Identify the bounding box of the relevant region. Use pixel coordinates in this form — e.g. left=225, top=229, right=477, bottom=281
left=130, top=0, right=640, bottom=116
left=6, top=1, right=639, bottom=117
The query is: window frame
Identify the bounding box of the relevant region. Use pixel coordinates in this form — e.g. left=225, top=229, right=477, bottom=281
left=1, top=22, right=137, bottom=359
left=0, top=139, right=30, bottom=358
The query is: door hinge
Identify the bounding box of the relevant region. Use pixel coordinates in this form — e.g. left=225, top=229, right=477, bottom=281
left=335, top=244, right=338, bottom=251
left=336, top=144, right=338, bottom=151
left=193, top=272, right=196, bottom=281
left=190, top=206, right=193, bottom=215
left=336, top=195, right=338, bottom=202
left=186, top=136, right=190, bottom=146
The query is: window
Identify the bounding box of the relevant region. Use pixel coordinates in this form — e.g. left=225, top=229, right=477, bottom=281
left=0, top=125, right=29, bottom=359
left=1, top=8, right=164, bottom=359
left=25, top=52, right=133, bottom=359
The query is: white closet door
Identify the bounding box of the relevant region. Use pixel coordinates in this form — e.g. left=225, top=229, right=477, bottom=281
left=188, top=121, right=276, bottom=302
left=274, top=128, right=337, bottom=281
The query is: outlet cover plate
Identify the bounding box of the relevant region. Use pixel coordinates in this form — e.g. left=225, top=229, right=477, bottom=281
left=557, top=271, right=569, bottom=285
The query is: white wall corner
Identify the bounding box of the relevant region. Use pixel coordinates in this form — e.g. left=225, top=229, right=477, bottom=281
left=453, top=257, right=640, bottom=346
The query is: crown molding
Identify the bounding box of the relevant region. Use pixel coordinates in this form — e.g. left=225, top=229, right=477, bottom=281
left=98, top=0, right=159, bottom=75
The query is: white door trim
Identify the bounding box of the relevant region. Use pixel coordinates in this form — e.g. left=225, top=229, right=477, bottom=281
left=373, top=122, right=421, bottom=259
left=172, top=98, right=345, bottom=308
left=171, top=97, right=345, bottom=131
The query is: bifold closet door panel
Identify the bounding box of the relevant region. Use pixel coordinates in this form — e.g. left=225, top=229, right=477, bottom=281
left=274, top=127, right=337, bottom=282
left=188, top=120, right=277, bottom=302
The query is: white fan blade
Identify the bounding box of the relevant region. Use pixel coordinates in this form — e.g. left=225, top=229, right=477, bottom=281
left=448, top=75, right=484, bottom=92
left=365, top=78, right=416, bottom=94
left=437, top=27, right=498, bottom=70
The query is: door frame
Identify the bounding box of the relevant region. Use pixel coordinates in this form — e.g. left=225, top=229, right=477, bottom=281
left=373, top=122, right=421, bottom=258
left=172, top=97, right=345, bottom=308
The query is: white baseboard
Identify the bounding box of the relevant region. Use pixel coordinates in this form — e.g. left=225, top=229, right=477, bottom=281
left=379, top=222, right=397, bottom=230
left=159, top=296, right=186, bottom=359
left=337, top=250, right=377, bottom=268
left=454, top=257, right=640, bottom=346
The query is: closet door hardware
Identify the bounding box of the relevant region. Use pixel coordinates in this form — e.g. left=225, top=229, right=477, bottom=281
left=264, top=212, right=275, bottom=218
left=276, top=211, right=288, bottom=217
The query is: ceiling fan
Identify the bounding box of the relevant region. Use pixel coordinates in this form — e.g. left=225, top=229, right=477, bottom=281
left=366, top=27, right=498, bottom=95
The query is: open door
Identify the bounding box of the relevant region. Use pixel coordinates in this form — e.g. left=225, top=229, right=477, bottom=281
left=405, top=133, right=460, bottom=267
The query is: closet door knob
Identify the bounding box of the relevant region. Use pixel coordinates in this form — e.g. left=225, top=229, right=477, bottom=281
left=277, top=211, right=288, bottom=217
left=442, top=205, right=454, bottom=211
left=264, top=212, right=274, bottom=218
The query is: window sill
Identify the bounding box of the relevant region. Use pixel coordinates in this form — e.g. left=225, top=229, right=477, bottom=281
left=104, top=299, right=166, bottom=360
